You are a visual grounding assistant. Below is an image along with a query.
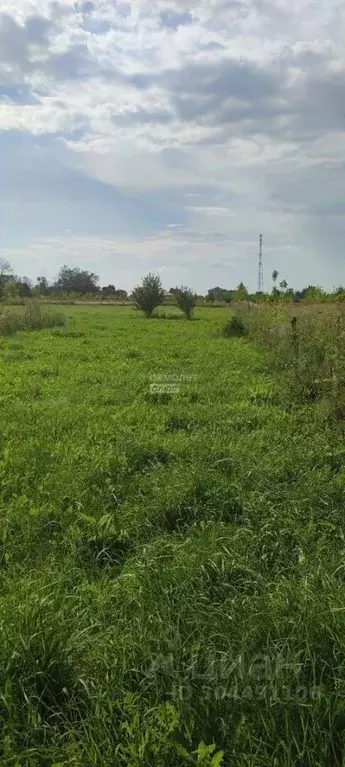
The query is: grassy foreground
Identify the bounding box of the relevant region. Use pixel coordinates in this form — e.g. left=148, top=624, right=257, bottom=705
left=1, top=305, right=345, bottom=765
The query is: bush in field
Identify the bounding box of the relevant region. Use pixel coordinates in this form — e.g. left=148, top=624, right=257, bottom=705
left=0, top=301, right=65, bottom=335
left=174, top=286, right=197, bottom=319
left=132, top=273, right=165, bottom=318
left=222, top=314, right=247, bottom=337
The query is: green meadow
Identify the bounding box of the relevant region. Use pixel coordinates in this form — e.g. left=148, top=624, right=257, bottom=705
left=1, top=304, right=345, bottom=766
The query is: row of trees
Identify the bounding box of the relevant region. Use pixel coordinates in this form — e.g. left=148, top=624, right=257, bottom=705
left=134, top=274, right=196, bottom=318
left=207, top=273, right=345, bottom=304
left=0, top=261, right=128, bottom=300
left=131, top=272, right=345, bottom=320
left=1, top=258, right=344, bottom=305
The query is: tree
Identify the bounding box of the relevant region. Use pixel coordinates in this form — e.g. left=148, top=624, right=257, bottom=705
left=35, top=276, right=50, bottom=295
left=17, top=280, right=32, bottom=298
left=207, top=287, right=235, bottom=303
left=270, top=270, right=281, bottom=299
left=0, top=258, right=13, bottom=298
left=2, top=280, right=20, bottom=301
left=301, top=286, right=326, bottom=303
left=132, top=273, right=165, bottom=318
left=279, top=279, right=288, bottom=291
left=101, top=285, right=128, bottom=299
left=174, top=286, right=197, bottom=319
left=0, top=258, right=12, bottom=277
left=101, top=285, right=116, bottom=296
left=53, top=266, right=100, bottom=295
left=235, top=282, right=249, bottom=301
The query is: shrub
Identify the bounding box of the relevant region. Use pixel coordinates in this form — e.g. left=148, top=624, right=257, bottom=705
left=222, top=314, right=247, bottom=337
left=0, top=301, right=65, bottom=335
left=174, top=286, right=197, bottom=319
left=132, top=273, right=165, bottom=318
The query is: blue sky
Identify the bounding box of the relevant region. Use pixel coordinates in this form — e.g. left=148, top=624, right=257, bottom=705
left=0, top=0, right=344, bottom=292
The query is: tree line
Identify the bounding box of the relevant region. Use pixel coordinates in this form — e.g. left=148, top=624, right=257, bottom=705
left=0, top=261, right=128, bottom=300
left=1, top=258, right=344, bottom=305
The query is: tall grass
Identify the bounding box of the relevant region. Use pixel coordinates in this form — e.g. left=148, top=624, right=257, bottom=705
left=231, top=302, right=345, bottom=408
left=2, top=304, right=345, bottom=764
left=0, top=300, right=65, bottom=335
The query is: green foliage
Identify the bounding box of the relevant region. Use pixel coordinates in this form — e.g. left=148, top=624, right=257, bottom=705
left=1, top=303, right=345, bottom=764
left=222, top=314, right=247, bottom=337
left=174, top=286, right=197, bottom=318
left=207, top=287, right=235, bottom=303
left=132, top=272, right=165, bottom=318
left=235, top=282, right=249, bottom=301
left=54, top=265, right=100, bottom=295
left=101, top=285, right=128, bottom=299
left=0, top=301, right=65, bottom=335
left=0, top=258, right=13, bottom=299
left=36, top=276, right=50, bottom=295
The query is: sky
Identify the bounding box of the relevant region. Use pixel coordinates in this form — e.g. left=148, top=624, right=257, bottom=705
left=0, top=0, right=344, bottom=293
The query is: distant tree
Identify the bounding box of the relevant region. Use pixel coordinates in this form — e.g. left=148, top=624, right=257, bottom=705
left=132, top=273, right=165, bottom=318
left=101, top=286, right=128, bottom=299
left=300, top=286, right=316, bottom=299
left=35, top=276, right=50, bottom=295
left=270, top=270, right=281, bottom=299
left=53, top=266, right=100, bottom=295
left=2, top=280, right=20, bottom=301
left=17, top=280, right=32, bottom=298
left=101, top=284, right=116, bottom=296
left=207, top=287, right=235, bottom=303
left=279, top=279, right=288, bottom=291
left=0, top=258, right=12, bottom=277
left=235, top=282, right=249, bottom=301
left=301, top=286, right=326, bottom=302
left=174, top=286, right=197, bottom=319
left=0, top=258, right=13, bottom=298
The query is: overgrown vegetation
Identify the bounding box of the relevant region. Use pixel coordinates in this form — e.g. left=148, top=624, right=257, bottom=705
left=222, top=314, right=248, bottom=337
left=2, top=303, right=345, bottom=765
left=0, top=301, right=65, bottom=335
left=232, top=302, right=345, bottom=412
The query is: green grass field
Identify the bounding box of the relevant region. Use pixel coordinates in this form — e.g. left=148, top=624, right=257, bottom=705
left=1, top=305, right=345, bottom=766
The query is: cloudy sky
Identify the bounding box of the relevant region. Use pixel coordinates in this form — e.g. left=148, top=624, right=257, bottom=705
left=0, top=0, right=344, bottom=292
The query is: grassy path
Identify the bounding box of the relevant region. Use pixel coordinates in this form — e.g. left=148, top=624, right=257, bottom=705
left=0, top=306, right=345, bottom=765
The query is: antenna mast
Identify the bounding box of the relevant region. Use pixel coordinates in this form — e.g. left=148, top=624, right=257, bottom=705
left=258, top=233, right=263, bottom=293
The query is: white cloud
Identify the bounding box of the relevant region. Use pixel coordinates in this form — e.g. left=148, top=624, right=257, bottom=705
left=0, top=0, right=345, bottom=289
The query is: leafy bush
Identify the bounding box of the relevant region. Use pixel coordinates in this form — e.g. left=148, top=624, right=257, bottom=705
left=132, top=273, right=165, bottom=318
left=0, top=301, right=65, bottom=335
left=222, top=314, right=247, bottom=337
left=174, top=286, right=197, bottom=319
